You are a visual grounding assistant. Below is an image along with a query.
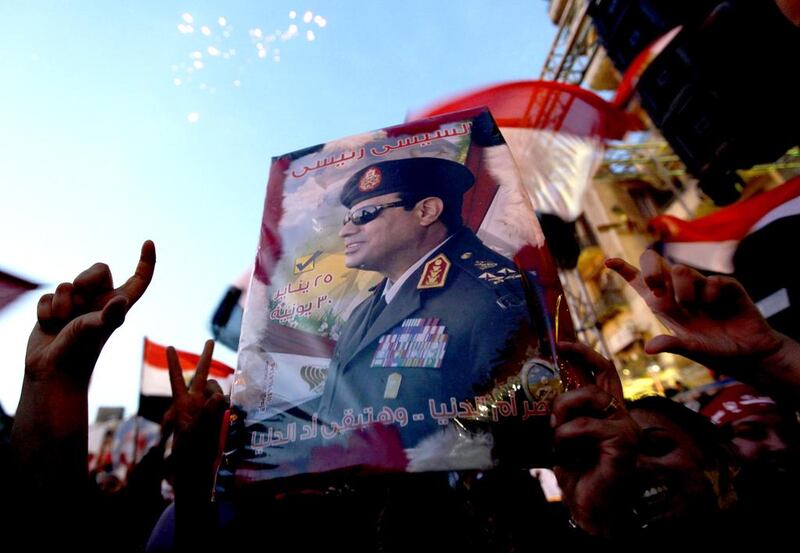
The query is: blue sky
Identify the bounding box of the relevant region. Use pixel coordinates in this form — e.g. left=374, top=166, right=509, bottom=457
left=0, top=1, right=556, bottom=418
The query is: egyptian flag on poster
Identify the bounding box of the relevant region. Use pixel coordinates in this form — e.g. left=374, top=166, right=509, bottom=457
left=138, top=337, right=235, bottom=423
left=649, top=176, right=800, bottom=340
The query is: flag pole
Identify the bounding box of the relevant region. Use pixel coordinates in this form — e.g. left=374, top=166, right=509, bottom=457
left=131, top=336, right=147, bottom=471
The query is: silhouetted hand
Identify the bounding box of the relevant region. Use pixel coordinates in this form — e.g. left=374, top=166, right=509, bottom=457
left=25, top=240, right=156, bottom=389
left=606, top=250, right=783, bottom=374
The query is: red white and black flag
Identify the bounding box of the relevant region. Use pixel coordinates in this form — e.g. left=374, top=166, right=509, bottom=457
left=138, top=337, right=235, bottom=422
left=649, top=176, right=800, bottom=340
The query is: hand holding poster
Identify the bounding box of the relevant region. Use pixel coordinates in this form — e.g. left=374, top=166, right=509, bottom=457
left=224, top=108, right=578, bottom=485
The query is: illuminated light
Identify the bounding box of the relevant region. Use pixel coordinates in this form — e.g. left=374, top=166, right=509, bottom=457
left=218, top=16, right=227, bottom=27
left=201, top=25, right=211, bottom=36
left=303, top=11, right=313, bottom=23
left=193, top=60, right=204, bottom=69
left=256, top=42, right=265, bottom=50
left=273, top=55, right=280, bottom=62
left=258, top=49, right=267, bottom=59
left=182, top=13, right=193, bottom=24
left=178, top=23, right=194, bottom=34
left=207, top=46, right=220, bottom=56
left=306, top=30, right=315, bottom=41
left=250, top=27, right=262, bottom=38
left=173, top=78, right=182, bottom=86
left=233, top=79, right=241, bottom=87
left=288, top=24, right=298, bottom=33
left=289, top=10, right=297, bottom=19
left=187, top=112, right=199, bottom=123
left=314, top=15, right=327, bottom=27
left=191, top=51, right=202, bottom=59
left=266, top=35, right=275, bottom=42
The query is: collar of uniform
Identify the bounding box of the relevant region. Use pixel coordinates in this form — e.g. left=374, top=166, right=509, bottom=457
left=381, top=234, right=454, bottom=304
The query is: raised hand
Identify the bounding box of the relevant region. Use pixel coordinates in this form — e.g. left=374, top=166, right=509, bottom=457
left=166, top=340, right=228, bottom=549
left=10, top=241, right=156, bottom=545
left=606, top=250, right=783, bottom=374
left=551, top=342, right=639, bottom=536
left=25, top=240, right=156, bottom=388
left=166, top=340, right=227, bottom=498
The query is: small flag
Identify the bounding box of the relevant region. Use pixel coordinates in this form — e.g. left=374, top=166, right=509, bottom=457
left=138, top=337, right=235, bottom=422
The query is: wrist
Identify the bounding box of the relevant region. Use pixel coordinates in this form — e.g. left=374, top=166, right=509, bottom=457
left=750, top=333, right=800, bottom=405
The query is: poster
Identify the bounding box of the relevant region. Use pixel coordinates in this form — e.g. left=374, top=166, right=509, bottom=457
left=222, top=108, right=577, bottom=486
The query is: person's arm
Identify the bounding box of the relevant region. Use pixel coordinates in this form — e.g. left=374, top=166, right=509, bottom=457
left=10, top=241, right=155, bottom=538
left=166, top=340, right=228, bottom=551
left=607, top=251, right=800, bottom=407
left=550, top=343, right=640, bottom=538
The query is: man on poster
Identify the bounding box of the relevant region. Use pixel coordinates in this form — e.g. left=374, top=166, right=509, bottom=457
left=315, top=157, right=532, bottom=452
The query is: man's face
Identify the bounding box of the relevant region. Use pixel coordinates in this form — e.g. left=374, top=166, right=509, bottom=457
left=339, top=192, right=418, bottom=273
left=729, top=412, right=799, bottom=470
left=630, top=409, right=724, bottom=528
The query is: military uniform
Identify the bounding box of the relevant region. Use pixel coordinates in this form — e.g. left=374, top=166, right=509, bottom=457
left=317, top=226, right=529, bottom=447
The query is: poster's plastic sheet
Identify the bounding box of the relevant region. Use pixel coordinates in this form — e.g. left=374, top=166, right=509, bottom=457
left=223, top=108, right=577, bottom=486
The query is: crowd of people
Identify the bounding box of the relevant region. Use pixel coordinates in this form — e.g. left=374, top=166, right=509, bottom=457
left=3, top=240, right=799, bottom=551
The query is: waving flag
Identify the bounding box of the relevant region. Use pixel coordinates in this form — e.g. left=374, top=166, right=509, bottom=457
left=410, top=80, right=642, bottom=268
left=649, top=176, right=800, bottom=274
left=0, top=269, right=39, bottom=312
left=650, top=176, right=800, bottom=340
left=138, top=337, right=235, bottom=422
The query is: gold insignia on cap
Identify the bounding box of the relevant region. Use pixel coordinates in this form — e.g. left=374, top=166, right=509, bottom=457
left=475, top=260, right=497, bottom=270
left=358, top=167, right=382, bottom=192
left=460, top=252, right=473, bottom=260
left=418, top=254, right=451, bottom=289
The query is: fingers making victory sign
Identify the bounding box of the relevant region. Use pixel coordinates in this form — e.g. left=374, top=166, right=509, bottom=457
left=166, top=339, right=227, bottom=438
left=166, top=340, right=228, bottom=502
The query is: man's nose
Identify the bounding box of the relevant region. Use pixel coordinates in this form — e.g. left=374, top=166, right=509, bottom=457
left=339, top=221, right=356, bottom=238
left=763, top=429, right=789, bottom=453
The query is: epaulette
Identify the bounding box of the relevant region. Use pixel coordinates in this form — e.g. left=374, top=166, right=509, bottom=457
left=452, top=247, right=524, bottom=291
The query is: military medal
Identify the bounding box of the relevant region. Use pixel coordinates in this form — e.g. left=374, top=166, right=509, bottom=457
left=371, top=318, right=449, bottom=369
left=384, top=372, right=402, bottom=399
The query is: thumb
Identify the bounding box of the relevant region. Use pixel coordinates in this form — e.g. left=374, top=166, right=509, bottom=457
left=52, top=296, right=129, bottom=355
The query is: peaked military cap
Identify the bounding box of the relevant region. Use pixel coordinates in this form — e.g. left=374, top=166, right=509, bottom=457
left=340, top=157, right=475, bottom=208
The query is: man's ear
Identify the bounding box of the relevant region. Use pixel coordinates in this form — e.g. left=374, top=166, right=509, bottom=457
left=416, top=197, right=444, bottom=227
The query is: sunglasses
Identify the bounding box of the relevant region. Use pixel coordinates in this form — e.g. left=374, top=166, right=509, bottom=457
left=342, top=200, right=406, bottom=226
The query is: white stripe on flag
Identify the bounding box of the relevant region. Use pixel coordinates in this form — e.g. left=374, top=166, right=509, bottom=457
left=748, top=196, right=800, bottom=234
left=662, top=240, right=739, bottom=274
left=141, top=361, right=234, bottom=397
